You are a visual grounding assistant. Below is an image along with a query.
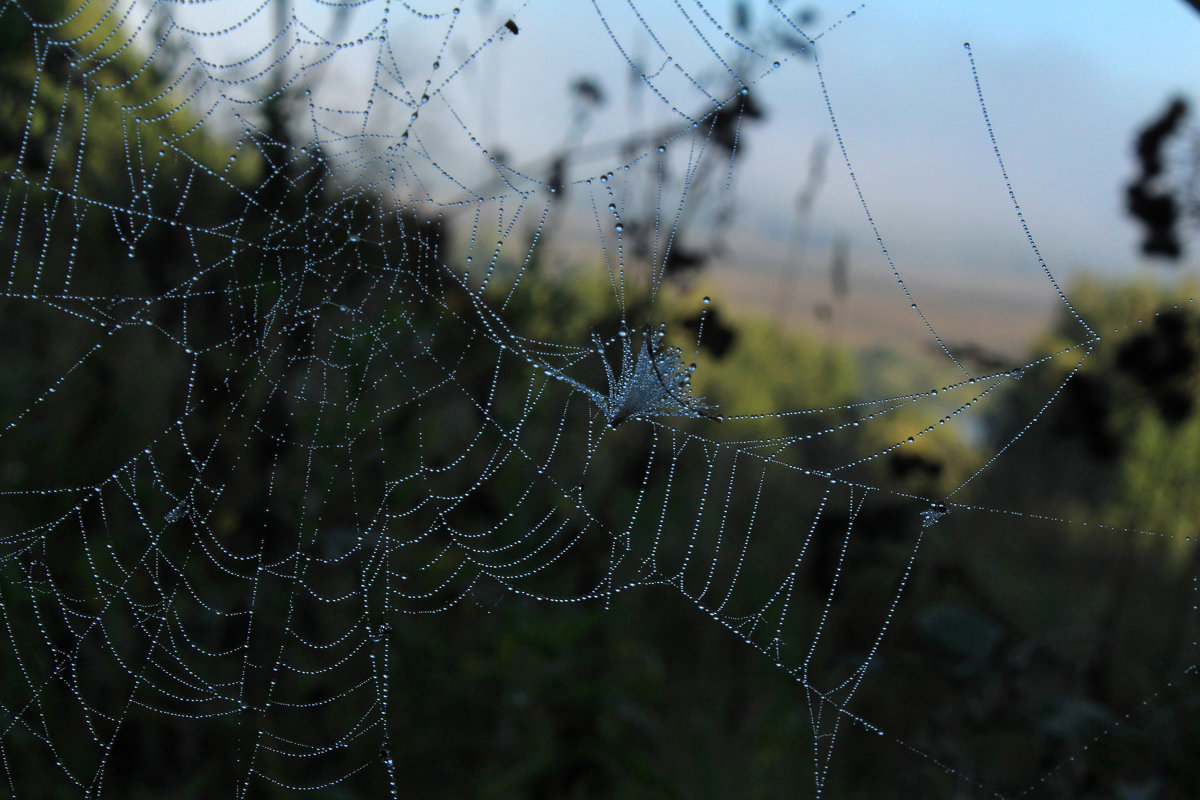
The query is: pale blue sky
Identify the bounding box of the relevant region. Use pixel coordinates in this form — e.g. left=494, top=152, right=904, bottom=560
left=160, top=0, right=1200, bottom=308
left=459, top=1, right=1200, bottom=313
left=757, top=1, right=1200, bottom=280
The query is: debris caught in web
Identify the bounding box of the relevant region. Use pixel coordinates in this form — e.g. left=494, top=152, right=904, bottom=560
left=920, top=502, right=950, bottom=527
left=555, top=326, right=719, bottom=427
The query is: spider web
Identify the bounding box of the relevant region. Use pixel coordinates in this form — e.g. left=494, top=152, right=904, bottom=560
left=0, top=1, right=1196, bottom=797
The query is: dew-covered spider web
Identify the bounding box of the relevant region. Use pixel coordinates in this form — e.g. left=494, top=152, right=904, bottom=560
left=1, top=0, right=1198, bottom=797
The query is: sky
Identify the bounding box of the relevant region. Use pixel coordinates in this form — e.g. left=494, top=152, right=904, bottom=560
left=152, top=0, right=1200, bottom=347
left=752, top=1, right=1200, bottom=276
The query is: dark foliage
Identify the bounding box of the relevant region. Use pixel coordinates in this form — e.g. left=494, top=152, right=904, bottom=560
left=1117, top=309, right=1198, bottom=423
left=1127, top=97, right=1188, bottom=258
left=682, top=303, right=737, bottom=359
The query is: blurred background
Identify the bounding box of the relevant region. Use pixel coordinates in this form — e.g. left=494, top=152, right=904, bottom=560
left=1, top=0, right=1200, bottom=797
